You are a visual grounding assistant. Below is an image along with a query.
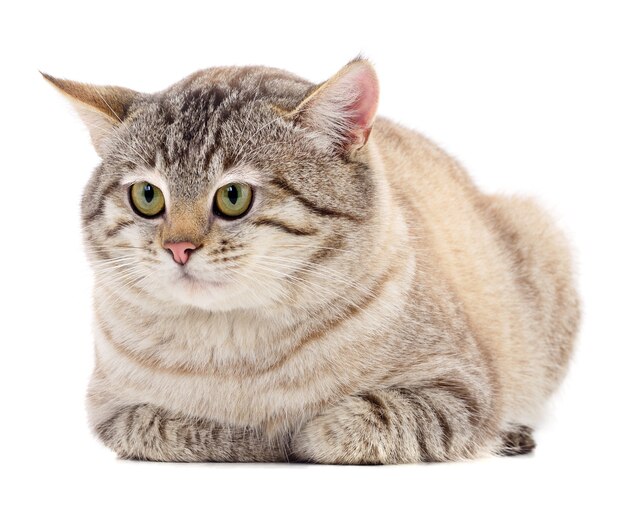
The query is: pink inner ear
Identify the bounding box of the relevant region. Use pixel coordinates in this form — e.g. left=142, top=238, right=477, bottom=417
left=296, top=60, right=380, bottom=150
left=344, top=66, right=379, bottom=147
left=348, top=71, right=379, bottom=128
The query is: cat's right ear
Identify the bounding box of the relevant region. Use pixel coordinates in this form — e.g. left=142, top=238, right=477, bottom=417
left=41, top=73, right=139, bottom=157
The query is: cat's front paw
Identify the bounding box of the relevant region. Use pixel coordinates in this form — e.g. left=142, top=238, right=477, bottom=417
left=95, top=404, right=288, bottom=462
left=96, top=404, right=160, bottom=460
left=96, top=404, right=194, bottom=461
left=290, top=394, right=402, bottom=464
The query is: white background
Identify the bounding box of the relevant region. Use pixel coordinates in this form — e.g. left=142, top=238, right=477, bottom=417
left=1, top=1, right=624, bottom=517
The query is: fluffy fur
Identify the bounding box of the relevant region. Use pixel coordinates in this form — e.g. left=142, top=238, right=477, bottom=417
left=44, top=58, right=579, bottom=463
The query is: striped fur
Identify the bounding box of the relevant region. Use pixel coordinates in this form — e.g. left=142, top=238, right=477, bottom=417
left=45, top=59, right=579, bottom=464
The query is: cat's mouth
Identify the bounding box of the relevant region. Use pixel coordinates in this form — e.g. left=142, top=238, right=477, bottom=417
left=177, top=271, right=227, bottom=290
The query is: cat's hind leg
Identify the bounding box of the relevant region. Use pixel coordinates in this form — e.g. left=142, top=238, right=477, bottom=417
left=496, top=424, right=536, bottom=456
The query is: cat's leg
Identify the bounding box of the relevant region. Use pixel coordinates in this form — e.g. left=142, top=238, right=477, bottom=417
left=290, top=383, right=505, bottom=464
left=94, top=404, right=288, bottom=462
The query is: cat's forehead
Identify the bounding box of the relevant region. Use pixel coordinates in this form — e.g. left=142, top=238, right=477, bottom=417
left=159, top=66, right=313, bottom=125
left=169, top=66, right=313, bottom=102
left=119, top=66, right=314, bottom=195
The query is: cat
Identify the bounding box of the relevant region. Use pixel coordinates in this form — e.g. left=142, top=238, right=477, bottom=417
left=43, top=57, right=579, bottom=463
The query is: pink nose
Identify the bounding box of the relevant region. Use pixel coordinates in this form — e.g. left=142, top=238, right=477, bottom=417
left=163, top=242, right=197, bottom=265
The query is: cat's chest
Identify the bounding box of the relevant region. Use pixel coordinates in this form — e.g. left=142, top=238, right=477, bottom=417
left=95, top=305, right=332, bottom=426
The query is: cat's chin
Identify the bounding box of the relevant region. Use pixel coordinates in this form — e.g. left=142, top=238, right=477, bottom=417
left=165, top=272, right=251, bottom=312
left=178, top=272, right=228, bottom=291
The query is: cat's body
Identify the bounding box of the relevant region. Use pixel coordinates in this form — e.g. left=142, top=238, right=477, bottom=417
left=45, top=59, right=579, bottom=463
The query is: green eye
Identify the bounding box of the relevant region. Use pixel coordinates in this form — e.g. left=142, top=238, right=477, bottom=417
left=214, top=183, right=253, bottom=218
left=129, top=182, right=165, bottom=217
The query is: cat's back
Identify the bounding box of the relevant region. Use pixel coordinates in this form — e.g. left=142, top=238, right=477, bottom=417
left=371, top=118, right=579, bottom=422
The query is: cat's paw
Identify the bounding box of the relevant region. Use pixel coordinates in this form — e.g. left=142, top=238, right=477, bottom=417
left=96, top=404, right=186, bottom=461
left=497, top=424, right=536, bottom=456
left=290, top=394, right=400, bottom=464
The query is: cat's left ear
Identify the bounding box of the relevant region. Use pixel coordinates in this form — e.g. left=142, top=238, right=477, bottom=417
left=41, top=73, right=139, bottom=157
left=289, top=58, right=379, bottom=155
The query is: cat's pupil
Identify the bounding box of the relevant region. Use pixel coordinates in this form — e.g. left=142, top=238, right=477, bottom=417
left=227, top=185, right=238, bottom=205
left=144, top=184, right=154, bottom=203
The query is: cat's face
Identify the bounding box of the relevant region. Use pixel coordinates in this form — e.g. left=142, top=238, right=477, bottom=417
left=48, top=61, right=380, bottom=312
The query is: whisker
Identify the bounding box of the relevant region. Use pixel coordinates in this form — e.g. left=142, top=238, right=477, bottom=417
left=224, top=267, right=293, bottom=308
left=250, top=262, right=361, bottom=316
left=251, top=255, right=406, bottom=317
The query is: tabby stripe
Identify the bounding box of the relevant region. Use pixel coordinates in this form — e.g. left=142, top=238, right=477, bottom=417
left=90, top=244, right=110, bottom=261
left=146, top=412, right=158, bottom=434
left=394, top=385, right=477, bottom=460
left=270, top=262, right=399, bottom=378
left=105, top=219, right=134, bottom=238
left=414, top=424, right=434, bottom=462
left=361, top=393, right=391, bottom=427
left=203, top=91, right=261, bottom=168
left=391, top=388, right=427, bottom=460
left=307, top=235, right=346, bottom=264
left=269, top=177, right=360, bottom=221
left=430, top=399, right=453, bottom=456
left=251, top=217, right=317, bottom=236
left=126, top=404, right=141, bottom=437
left=415, top=393, right=453, bottom=460
left=95, top=413, right=118, bottom=443
left=85, top=179, right=121, bottom=222
left=421, top=379, right=483, bottom=427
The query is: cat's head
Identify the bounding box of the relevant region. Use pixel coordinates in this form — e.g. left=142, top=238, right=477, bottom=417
left=44, top=59, right=382, bottom=312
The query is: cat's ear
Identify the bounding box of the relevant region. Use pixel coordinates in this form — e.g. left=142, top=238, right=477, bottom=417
left=41, top=73, right=139, bottom=157
left=289, top=58, right=379, bottom=154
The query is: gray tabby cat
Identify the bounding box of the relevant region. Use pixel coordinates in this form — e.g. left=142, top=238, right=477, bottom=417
left=44, top=58, right=579, bottom=463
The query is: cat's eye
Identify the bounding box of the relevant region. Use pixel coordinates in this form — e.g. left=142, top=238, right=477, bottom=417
left=129, top=182, right=165, bottom=218
left=214, top=183, right=253, bottom=218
